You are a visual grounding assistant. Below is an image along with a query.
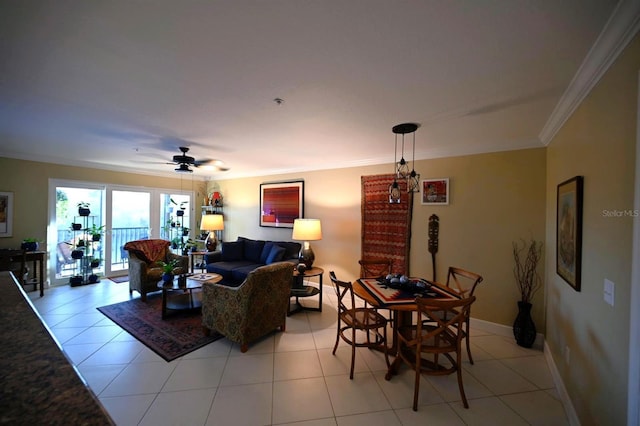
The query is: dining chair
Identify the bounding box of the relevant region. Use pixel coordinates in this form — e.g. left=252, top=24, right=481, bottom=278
left=329, top=271, right=390, bottom=379
left=0, top=249, right=27, bottom=285
left=389, top=295, right=476, bottom=411
left=358, top=258, right=394, bottom=327
left=444, top=267, right=484, bottom=364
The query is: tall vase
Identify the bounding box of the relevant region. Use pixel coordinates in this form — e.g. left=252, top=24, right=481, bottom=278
left=513, top=301, right=536, bottom=348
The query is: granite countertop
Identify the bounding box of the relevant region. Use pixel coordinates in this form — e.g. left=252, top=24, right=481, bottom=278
left=0, top=272, right=114, bottom=425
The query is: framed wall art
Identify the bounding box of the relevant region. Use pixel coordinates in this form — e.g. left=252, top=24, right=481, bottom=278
left=421, top=178, right=449, bottom=205
left=260, top=180, right=304, bottom=228
left=0, top=191, right=13, bottom=237
left=556, top=176, right=583, bottom=291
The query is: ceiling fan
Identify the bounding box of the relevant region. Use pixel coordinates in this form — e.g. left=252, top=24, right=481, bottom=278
left=168, top=146, right=229, bottom=173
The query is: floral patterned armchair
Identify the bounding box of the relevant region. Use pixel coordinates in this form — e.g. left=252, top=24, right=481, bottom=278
left=202, top=262, right=293, bottom=352
left=124, top=239, right=188, bottom=301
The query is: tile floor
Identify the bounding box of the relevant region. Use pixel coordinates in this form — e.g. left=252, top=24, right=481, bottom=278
left=28, top=280, right=569, bottom=426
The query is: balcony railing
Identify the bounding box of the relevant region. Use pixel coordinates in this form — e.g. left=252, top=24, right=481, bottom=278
left=57, top=227, right=149, bottom=266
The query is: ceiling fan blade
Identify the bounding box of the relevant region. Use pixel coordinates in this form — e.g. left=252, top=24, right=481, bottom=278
left=194, top=159, right=229, bottom=171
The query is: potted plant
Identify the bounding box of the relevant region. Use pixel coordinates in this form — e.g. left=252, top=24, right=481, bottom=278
left=89, top=224, right=105, bottom=241
left=21, top=238, right=40, bottom=251
left=71, top=222, right=82, bottom=231
left=77, top=202, right=91, bottom=216
left=512, top=239, right=543, bottom=348
left=90, top=257, right=101, bottom=268
left=71, top=248, right=84, bottom=259
left=88, top=273, right=100, bottom=284
left=69, top=275, right=83, bottom=286
left=160, top=259, right=179, bottom=283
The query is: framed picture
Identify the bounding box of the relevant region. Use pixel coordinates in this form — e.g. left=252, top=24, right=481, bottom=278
left=260, top=180, right=304, bottom=228
left=0, top=191, right=13, bottom=237
left=421, top=178, right=449, bottom=205
left=556, top=176, right=583, bottom=291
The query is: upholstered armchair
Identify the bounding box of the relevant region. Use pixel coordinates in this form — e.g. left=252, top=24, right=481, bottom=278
left=202, top=262, right=293, bottom=352
left=124, top=239, right=188, bottom=301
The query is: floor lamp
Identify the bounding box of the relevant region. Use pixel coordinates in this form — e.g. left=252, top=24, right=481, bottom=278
left=200, top=214, right=224, bottom=252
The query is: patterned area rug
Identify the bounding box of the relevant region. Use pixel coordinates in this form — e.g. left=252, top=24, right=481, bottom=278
left=361, top=174, right=413, bottom=275
left=97, top=294, right=222, bottom=361
left=108, top=275, right=129, bottom=283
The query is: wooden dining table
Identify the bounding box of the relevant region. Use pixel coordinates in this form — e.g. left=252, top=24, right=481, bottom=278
left=352, top=277, right=460, bottom=355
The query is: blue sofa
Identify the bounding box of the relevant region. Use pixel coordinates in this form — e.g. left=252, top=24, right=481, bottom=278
left=204, top=236, right=300, bottom=286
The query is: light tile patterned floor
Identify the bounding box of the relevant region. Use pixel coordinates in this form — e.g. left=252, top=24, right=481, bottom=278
left=29, top=280, right=569, bottom=425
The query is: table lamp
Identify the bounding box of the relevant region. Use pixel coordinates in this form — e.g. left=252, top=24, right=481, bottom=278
left=292, top=218, right=322, bottom=268
left=200, top=214, right=224, bottom=252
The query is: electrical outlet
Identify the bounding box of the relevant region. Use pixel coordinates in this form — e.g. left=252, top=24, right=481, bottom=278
left=565, top=345, right=570, bottom=363
left=604, top=279, right=615, bottom=306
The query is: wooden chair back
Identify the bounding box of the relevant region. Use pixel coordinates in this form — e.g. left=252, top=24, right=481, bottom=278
left=358, top=258, right=392, bottom=278
left=329, top=271, right=357, bottom=313
left=416, top=296, right=476, bottom=344
left=445, top=267, right=483, bottom=297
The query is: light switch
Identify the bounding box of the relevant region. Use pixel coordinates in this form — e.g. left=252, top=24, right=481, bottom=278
left=604, top=279, right=615, bottom=306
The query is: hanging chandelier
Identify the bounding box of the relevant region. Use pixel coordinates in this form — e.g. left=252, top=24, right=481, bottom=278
left=389, top=122, right=420, bottom=203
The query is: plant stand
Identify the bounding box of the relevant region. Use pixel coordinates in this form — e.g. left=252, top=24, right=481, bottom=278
left=69, top=215, right=101, bottom=286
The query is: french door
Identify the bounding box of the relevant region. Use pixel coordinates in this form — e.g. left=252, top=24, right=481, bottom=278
left=48, top=179, right=193, bottom=286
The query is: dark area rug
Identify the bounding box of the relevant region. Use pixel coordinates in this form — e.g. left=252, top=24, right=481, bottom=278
left=97, top=294, right=222, bottom=361
left=108, top=275, right=129, bottom=283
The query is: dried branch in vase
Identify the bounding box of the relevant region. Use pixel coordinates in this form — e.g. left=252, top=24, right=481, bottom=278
left=512, top=239, right=543, bottom=304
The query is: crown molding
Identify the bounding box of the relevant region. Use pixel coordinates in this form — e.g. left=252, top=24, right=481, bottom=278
left=539, top=0, right=640, bottom=145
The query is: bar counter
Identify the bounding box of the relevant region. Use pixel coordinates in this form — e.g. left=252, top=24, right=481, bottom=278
left=0, top=272, right=114, bottom=425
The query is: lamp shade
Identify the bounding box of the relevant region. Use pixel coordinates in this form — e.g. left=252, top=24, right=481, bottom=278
left=292, top=219, right=322, bottom=241
left=200, top=214, right=224, bottom=231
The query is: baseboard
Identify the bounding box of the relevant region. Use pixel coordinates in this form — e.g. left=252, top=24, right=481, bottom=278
left=544, top=341, right=580, bottom=426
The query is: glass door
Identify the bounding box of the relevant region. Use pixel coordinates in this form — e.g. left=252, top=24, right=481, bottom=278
left=51, top=184, right=105, bottom=286
left=110, top=189, right=151, bottom=274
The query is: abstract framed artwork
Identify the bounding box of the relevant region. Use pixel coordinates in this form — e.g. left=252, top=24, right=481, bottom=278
left=260, top=180, right=304, bottom=228
left=0, top=191, right=13, bottom=237
left=421, top=178, right=449, bottom=205
left=556, top=176, right=583, bottom=291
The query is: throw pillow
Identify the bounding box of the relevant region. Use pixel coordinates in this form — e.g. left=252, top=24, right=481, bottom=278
left=260, top=242, right=275, bottom=263
left=266, top=245, right=286, bottom=264
left=221, top=241, right=244, bottom=261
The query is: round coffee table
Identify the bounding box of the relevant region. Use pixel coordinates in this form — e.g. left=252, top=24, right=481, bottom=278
left=157, top=273, right=222, bottom=319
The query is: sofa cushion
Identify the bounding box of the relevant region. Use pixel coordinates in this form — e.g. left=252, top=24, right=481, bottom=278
left=266, top=245, right=286, bottom=264
left=221, top=241, right=244, bottom=261
left=207, top=260, right=255, bottom=281
left=242, top=238, right=265, bottom=263
left=231, top=264, right=263, bottom=282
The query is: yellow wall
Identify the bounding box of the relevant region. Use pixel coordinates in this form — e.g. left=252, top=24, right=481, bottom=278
left=210, top=147, right=546, bottom=329
left=545, top=34, right=640, bottom=424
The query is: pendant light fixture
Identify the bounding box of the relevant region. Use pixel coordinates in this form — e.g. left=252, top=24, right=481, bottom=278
left=389, top=122, right=420, bottom=203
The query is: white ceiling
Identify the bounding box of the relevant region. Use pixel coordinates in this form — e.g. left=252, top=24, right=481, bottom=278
left=0, top=0, right=624, bottom=180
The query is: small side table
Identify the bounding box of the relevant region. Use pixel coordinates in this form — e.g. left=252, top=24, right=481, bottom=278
left=288, top=266, right=323, bottom=316
left=188, top=251, right=209, bottom=273
left=157, top=273, right=222, bottom=319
